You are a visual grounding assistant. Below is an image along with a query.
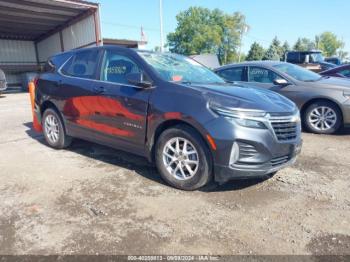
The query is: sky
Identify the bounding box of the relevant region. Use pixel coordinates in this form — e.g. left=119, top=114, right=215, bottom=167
left=95, top=0, right=350, bottom=55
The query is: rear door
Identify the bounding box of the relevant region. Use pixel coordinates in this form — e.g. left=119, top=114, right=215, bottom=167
left=59, top=49, right=102, bottom=139
left=89, top=49, right=153, bottom=153
left=216, top=66, right=246, bottom=83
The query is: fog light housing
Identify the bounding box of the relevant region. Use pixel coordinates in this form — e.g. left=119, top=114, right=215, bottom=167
left=229, top=142, right=240, bottom=165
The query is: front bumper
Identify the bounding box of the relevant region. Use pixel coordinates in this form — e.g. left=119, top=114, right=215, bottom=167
left=204, top=113, right=302, bottom=183
left=214, top=142, right=302, bottom=183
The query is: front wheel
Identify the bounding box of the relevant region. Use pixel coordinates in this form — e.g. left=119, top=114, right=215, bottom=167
left=42, top=108, right=72, bottom=149
left=155, top=125, right=212, bottom=191
left=304, top=101, right=342, bottom=134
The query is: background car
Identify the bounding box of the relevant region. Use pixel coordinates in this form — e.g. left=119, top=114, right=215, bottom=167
left=0, top=68, right=7, bottom=95
left=320, top=64, right=350, bottom=79
left=215, top=61, right=350, bottom=134
left=325, top=57, right=342, bottom=66
left=284, top=50, right=336, bottom=72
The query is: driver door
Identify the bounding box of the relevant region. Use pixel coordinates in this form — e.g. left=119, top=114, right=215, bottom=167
left=90, top=49, right=153, bottom=154
left=246, top=66, right=298, bottom=101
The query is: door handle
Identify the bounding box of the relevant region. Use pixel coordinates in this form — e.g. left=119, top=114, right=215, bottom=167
left=92, top=86, right=105, bottom=94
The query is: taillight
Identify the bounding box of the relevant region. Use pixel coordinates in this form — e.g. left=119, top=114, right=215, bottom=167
left=33, top=77, right=39, bottom=88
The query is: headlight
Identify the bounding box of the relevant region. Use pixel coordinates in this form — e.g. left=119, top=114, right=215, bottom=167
left=209, top=102, right=267, bottom=129
left=344, top=91, right=350, bottom=99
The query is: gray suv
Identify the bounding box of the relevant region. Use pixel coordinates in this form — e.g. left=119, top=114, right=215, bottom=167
left=0, top=69, right=7, bottom=95
left=35, top=47, right=302, bottom=190
left=216, top=61, right=350, bottom=134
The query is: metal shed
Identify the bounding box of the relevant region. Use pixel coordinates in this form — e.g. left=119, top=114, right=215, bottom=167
left=0, top=0, right=102, bottom=89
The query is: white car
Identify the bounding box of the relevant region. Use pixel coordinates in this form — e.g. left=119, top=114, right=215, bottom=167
left=0, top=69, right=7, bottom=94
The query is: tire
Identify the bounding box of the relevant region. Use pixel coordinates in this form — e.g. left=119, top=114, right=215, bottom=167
left=304, top=101, right=342, bottom=134
left=155, top=125, right=212, bottom=191
left=42, top=108, right=72, bottom=149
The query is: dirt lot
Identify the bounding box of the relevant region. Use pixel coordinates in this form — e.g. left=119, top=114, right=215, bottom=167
left=0, top=93, right=349, bottom=255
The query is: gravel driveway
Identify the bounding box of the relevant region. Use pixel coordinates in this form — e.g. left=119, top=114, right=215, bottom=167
left=0, top=93, right=349, bottom=255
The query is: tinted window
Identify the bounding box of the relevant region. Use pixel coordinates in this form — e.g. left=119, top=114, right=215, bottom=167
left=216, top=67, right=244, bottom=82
left=61, top=50, right=98, bottom=79
left=248, top=67, right=280, bottom=83
left=273, top=63, right=321, bottom=82
left=287, top=52, right=300, bottom=63
left=340, top=69, right=350, bottom=77
left=101, top=51, right=142, bottom=84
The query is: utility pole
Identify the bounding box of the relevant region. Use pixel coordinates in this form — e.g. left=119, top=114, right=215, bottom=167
left=159, top=0, right=164, bottom=52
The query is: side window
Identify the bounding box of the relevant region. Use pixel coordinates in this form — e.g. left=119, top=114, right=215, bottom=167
left=217, top=67, right=244, bottom=82
left=340, top=69, right=350, bottom=77
left=248, top=67, right=281, bottom=83
left=101, top=51, right=142, bottom=84
left=61, top=50, right=99, bottom=79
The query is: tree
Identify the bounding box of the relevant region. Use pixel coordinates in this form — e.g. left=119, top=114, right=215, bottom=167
left=263, top=37, right=282, bottom=61
left=293, top=38, right=315, bottom=51
left=281, top=41, right=290, bottom=60
left=167, top=7, right=248, bottom=64
left=318, top=32, right=344, bottom=57
left=246, top=42, right=265, bottom=61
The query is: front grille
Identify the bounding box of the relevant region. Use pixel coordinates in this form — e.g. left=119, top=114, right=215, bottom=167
left=270, top=155, right=289, bottom=167
left=237, top=142, right=258, bottom=159
left=270, top=116, right=298, bottom=142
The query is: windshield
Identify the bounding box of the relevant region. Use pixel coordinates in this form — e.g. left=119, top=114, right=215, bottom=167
left=138, top=52, right=225, bottom=84
left=310, top=53, right=324, bottom=63
left=273, top=63, right=322, bottom=82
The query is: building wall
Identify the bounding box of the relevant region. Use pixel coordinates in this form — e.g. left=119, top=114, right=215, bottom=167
left=37, top=33, right=61, bottom=64
left=0, top=40, right=36, bottom=64
left=62, top=15, right=96, bottom=50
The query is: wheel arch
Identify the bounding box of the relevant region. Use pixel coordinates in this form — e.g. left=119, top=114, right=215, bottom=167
left=300, top=97, right=344, bottom=123
left=148, top=119, right=214, bottom=165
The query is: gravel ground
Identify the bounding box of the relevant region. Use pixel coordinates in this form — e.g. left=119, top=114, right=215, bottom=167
left=0, top=93, right=349, bottom=255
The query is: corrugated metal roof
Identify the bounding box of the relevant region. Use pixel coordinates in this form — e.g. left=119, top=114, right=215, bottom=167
left=0, top=0, right=98, bottom=41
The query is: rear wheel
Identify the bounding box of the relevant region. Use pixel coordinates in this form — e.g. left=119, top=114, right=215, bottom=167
left=42, top=108, right=72, bottom=149
left=155, top=125, right=212, bottom=190
left=304, top=101, right=342, bottom=134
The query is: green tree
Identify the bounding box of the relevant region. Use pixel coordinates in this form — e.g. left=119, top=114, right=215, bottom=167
left=281, top=41, right=290, bottom=60
left=246, top=42, right=265, bottom=61
left=263, top=37, right=282, bottom=61
left=167, top=7, right=248, bottom=64
left=293, top=38, right=315, bottom=51
left=318, top=32, right=344, bottom=57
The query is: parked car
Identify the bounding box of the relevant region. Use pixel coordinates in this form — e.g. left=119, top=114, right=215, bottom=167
left=284, top=50, right=336, bottom=72
left=320, top=64, right=350, bottom=79
left=0, top=69, right=7, bottom=95
left=325, top=57, right=342, bottom=66
left=35, top=46, right=302, bottom=190
left=215, top=61, right=350, bottom=134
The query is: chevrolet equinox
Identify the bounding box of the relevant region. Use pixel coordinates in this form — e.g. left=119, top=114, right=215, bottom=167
left=34, top=46, right=302, bottom=190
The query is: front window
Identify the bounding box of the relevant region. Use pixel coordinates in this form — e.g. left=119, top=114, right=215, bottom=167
left=310, top=53, right=324, bottom=63
left=138, top=52, right=225, bottom=84
left=273, top=63, right=321, bottom=82
left=340, top=69, right=350, bottom=77
left=248, top=67, right=281, bottom=83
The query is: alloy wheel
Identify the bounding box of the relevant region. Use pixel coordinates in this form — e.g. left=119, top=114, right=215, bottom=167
left=162, top=137, right=199, bottom=181
left=44, top=114, right=60, bottom=144
left=308, top=106, right=337, bottom=131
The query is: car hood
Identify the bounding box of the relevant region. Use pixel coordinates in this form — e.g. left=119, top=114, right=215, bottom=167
left=189, top=83, right=296, bottom=113
left=308, top=77, right=350, bottom=90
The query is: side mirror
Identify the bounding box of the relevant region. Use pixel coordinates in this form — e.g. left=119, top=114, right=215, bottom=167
left=126, top=72, right=152, bottom=88
left=273, top=78, right=289, bottom=86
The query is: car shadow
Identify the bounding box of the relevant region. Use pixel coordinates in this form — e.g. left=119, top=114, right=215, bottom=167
left=23, top=122, right=271, bottom=192
left=336, top=127, right=350, bottom=136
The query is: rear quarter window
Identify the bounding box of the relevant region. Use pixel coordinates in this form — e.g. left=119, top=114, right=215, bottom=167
left=61, top=50, right=99, bottom=79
